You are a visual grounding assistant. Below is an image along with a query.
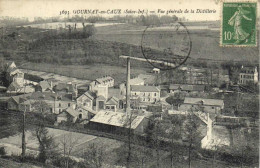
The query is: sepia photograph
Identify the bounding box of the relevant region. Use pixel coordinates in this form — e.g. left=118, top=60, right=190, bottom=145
left=0, top=0, right=259, bottom=167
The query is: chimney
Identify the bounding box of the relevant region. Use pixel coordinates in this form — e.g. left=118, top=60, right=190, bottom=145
left=50, top=81, right=53, bottom=89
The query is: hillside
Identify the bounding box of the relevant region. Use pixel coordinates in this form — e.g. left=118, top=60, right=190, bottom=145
left=93, top=24, right=259, bottom=62
left=0, top=22, right=258, bottom=68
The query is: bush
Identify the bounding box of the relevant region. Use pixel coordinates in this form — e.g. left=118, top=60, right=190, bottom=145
left=0, top=147, right=6, bottom=156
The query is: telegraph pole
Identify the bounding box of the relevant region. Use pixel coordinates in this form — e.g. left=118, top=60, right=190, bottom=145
left=126, top=57, right=131, bottom=114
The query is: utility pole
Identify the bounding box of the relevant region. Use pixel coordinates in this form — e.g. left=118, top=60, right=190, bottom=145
left=126, top=57, right=131, bottom=114
left=21, top=78, right=26, bottom=161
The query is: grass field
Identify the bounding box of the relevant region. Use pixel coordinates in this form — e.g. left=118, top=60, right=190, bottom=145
left=21, top=62, right=151, bottom=85
left=0, top=127, right=123, bottom=162
left=92, top=23, right=259, bottom=62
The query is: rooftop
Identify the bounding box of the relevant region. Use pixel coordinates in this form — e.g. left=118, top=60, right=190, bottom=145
left=96, top=76, right=114, bottom=84
left=90, top=111, right=145, bottom=129
left=184, top=97, right=224, bottom=106
left=131, top=85, right=160, bottom=92
left=169, top=84, right=205, bottom=91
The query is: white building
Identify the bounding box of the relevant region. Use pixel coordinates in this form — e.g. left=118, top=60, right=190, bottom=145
left=238, top=66, right=258, bottom=85
left=130, top=85, right=160, bottom=103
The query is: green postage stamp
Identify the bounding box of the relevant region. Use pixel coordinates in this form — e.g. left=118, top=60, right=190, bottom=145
left=221, top=1, right=257, bottom=47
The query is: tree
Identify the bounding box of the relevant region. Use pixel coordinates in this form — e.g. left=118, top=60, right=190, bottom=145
left=162, top=114, right=184, bottom=168
left=183, top=112, right=201, bottom=168
left=83, top=143, right=104, bottom=168
left=59, top=132, right=79, bottom=168
left=34, top=123, right=58, bottom=163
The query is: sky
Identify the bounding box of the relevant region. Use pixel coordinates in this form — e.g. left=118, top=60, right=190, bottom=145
left=0, top=0, right=224, bottom=21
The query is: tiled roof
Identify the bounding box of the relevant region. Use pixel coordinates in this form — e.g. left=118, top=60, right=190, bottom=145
left=129, top=78, right=144, bottom=85
left=77, top=106, right=97, bottom=114
left=241, top=66, right=257, bottom=74
left=131, top=85, right=159, bottom=92
left=90, top=111, right=145, bottom=129
left=38, top=81, right=51, bottom=91
left=184, top=97, right=224, bottom=106
left=54, top=83, right=75, bottom=92
left=15, top=92, right=73, bottom=102
left=77, top=91, right=94, bottom=101
left=65, top=107, right=78, bottom=118
left=106, top=96, right=119, bottom=105
left=169, top=84, right=205, bottom=91
left=96, top=76, right=114, bottom=84
left=96, top=95, right=106, bottom=101
left=108, top=88, right=124, bottom=100
left=7, top=81, right=22, bottom=91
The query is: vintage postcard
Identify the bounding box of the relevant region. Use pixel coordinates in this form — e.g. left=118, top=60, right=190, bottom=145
left=0, top=0, right=259, bottom=168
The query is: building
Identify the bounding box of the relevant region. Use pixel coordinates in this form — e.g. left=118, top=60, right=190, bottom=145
left=88, top=111, right=149, bottom=134
left=130, top=85, right=160, bottom=103
left=90, top=76, right=114, bottom=89
left=7, top=92, right=76, bottom=114
left=152, top=68, right=160, bottom=74
left=119, top=77, right=145, bottom=96
left=138, top=74, right=157, bottom=86
left=76, top=91, right=94, bottom=110
left=178, top=97, right=224, bottom=115
left=238, top=66, right=258, bottom=85
left=6, top=67, right=24, bottom=86
left=105, top=96, right=119, bottom=112
left=169, top=84, right=205, bottom=93
left=35, top=81, right=52, bottom=92
left=57, top=107, right=78, bottom=123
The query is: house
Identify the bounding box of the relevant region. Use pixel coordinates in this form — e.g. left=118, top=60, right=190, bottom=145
left=35, top=81, right=52, bottom=92
left=6, top=67, right=24, bottom=86
left=53, top=83, right=77, bottom=93
left=77, top=83, right=91, bottom=96
left=6, top=81, right=22, bottom=93
left=91, top=84, right=108, bottom=100
left=76, top=91, right=94, bottom=110
left=77, top=106, right=97, bottom=120
left=178, top=97, right=224, bottom=115
left=105, top=96, right=119, bottom=112
left=95, top=95, right=106, bottom=111
left=53, top=82, right=78, bottom=100
left=238, top=66, right=258, bottom=85
left=169, top=84, right=205, bottom=93
left=152, top=68, right=160, bottom=74
left=88, top=111, right=149, bottom=134
left=138, top=74, right=157, bottom=86
left=57, top=107, right=78, bottom=123
left=130, top=85, right=160, bottom=103
left=90, top=76, right=114, bottom=89
left=119, top=77, right=145, bottom=96
left=7, top=92, right=76, bottom=114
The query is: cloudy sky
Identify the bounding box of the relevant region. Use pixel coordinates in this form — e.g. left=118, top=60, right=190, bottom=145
left=0, top=0, right=257, bottom=21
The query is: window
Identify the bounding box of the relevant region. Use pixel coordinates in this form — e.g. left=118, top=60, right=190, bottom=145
left=111, top=106, right=115, bottom=109
left=68, top=103, right=71, bottom=107
left=154, top=93, right=156, bottom=96
left=212, top=107, right=214, bottom=109
left=79, top=114, right=82, bottom=119
left=50, top=108, right=52, bottom=112
left=59, top=103, right=61, bottom=107
left=106, top=106, right=110, bottom=109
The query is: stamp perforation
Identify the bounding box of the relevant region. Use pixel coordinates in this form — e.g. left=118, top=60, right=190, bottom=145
left=220, top=0, right=258, bottom=47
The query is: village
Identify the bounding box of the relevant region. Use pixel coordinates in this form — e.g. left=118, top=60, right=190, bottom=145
left=0, top=58, right=259, bottom=167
